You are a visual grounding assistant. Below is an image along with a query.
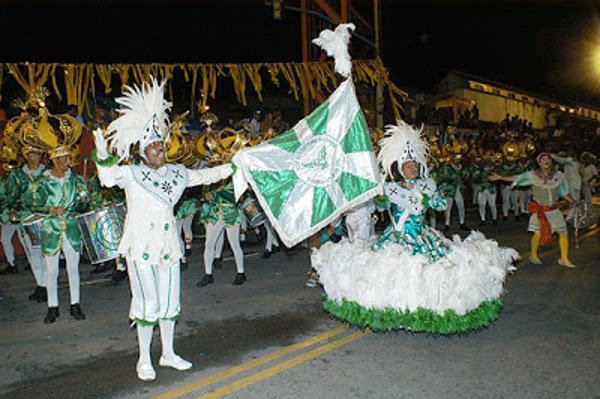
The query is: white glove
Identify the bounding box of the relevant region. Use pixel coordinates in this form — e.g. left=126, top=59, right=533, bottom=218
left=93, top=128, right=110, bottom=161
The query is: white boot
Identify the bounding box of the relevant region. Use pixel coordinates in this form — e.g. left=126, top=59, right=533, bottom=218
left=136, top=324, right=156, bottom=381
left=158, top=319, right=192, bottom=371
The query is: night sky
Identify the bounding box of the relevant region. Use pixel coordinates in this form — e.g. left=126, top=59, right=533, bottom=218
left=1, top=1, right=599, bottom=106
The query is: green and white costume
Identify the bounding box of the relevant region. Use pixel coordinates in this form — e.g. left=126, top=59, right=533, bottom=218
left=4, top=164, right=46, bottom=287
left=97, top=162, right=231, bottom=323
left=25, top=169, right=89, bottom=307
left=199, top=179, right=244, bottom=276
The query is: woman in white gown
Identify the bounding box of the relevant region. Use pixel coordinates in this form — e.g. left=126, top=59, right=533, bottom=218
left=311, top=122, right=518, bottom=334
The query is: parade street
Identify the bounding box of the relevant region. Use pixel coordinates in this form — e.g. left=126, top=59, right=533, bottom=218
left=0, top=206, right=598, bottom=399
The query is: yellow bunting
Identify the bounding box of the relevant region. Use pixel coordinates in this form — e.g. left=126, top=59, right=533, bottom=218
left=243, top=64, right=263, bottom=102
left=95, top=64, right=113, bottom=94
left=1, top=60, right=407, bottom=123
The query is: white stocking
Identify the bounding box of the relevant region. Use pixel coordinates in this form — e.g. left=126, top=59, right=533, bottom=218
left=23, top=233, right=46, bottom=286
left=225, top=225, right=244, bottom=273
left=1, top=224, right=17, bottom=265
left=264, top=220, right=279, bottom=251
left=159, top=319, right=176, bottom=359
left=203, top=220, right=224, bottom=274
left=183, top=216, right=194, bottom=247
left=137, top=324, right=154, bottom=365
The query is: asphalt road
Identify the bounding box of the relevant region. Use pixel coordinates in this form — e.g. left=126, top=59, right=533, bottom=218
left=0, top=205, right=598, bottom=399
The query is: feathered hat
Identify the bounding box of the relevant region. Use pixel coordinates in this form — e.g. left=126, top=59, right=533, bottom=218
left=105, top=77, right=171, bottom=162
left=20, top=107, right=82, bottom=159
left=165, top=111, right=200, bottom=167
left=205, top=126, right=250, bottom=164
left=5, top=87, right=55, bottom=156
left=378, top=120, right=430, bottom=179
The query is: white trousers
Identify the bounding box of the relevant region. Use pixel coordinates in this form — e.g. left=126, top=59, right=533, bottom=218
left=204, top=217, right=244, bottom=275
left=45, top=237, right=80, bottom=307
left=501, top=185, right=520, bottom=217
left=127, top=257, right=180, bottom=323
left=22, top=232, right=46, bottom=287
left=478, top=190, right=497, bottom=221
left=1, top=223, right=26, bottom=266
left=264, top=220, right=279, bottom=251
left=445, top=189, right=465, bottom=225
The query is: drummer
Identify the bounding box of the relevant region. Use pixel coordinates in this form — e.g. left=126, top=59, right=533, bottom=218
left=197, top=171, right=246, bottom=287
left=0, top=161, right=28, bottom=276
left=26, top=144, right=90, bottom=323
left=3, top=146, right=48, bottom=302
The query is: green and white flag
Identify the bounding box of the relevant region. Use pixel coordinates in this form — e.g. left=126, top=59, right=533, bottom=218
left=233, top=79, right=382, bottom=247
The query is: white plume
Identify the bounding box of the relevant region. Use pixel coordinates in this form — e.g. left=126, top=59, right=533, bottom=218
left=312, top=23, right=355, bottom=78
left=105, top=77, right=171, bottom=162
left=378, top=120, right=429, bottom=179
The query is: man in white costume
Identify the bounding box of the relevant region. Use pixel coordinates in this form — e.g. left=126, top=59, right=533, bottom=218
left=93, top=79, right=233, bottom=381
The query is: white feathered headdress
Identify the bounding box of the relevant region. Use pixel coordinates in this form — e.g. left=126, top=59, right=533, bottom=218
left=378, top=121, right=430, bottom=179
left=106, top=77, right=172, bottom=161
left=312, top=23, right=355, bottom=78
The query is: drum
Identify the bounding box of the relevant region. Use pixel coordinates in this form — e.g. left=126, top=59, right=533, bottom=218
left=241, top=197, right=267, bottom=227
left=22, top=215, right=44, bottom=247
left=77, top=204, right=126, bottom=264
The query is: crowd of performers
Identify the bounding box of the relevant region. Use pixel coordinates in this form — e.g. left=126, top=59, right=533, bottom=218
left=0, top=79, right=598, bottom=380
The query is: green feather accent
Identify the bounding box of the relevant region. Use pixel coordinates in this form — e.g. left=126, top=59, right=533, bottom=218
left=373, top=195, right=388, bottom=209
left=161, top=314, right=180, bottom=322
left=91, top=149, right=118, bottom=167
left=229, top=161, right=238, bottom=176
left=421, top=193, right=430, bottom=209
left=322, top=295, right=504, bottom=334
left=132, top=318, right=159, bottom=327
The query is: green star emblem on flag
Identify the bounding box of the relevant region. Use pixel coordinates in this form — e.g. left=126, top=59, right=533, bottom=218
left=233, top=79, right=383, bottom=247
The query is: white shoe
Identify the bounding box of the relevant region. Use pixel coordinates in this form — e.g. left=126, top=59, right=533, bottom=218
left=136, top=362, right=156, bottom=381
left=159, top=354, right=193, bottom=371
left=558, top=259, right=576, bottom=268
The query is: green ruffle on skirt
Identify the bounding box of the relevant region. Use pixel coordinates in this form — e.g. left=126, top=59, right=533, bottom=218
left=322, top=295, right=504, bottom=335
left=131, top=314, right=180, bottom=327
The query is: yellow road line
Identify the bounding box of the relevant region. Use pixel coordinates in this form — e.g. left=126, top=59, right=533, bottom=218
left=196, top=329, right=370, bottom=399
left=153, top=325, right=349, bottom=399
